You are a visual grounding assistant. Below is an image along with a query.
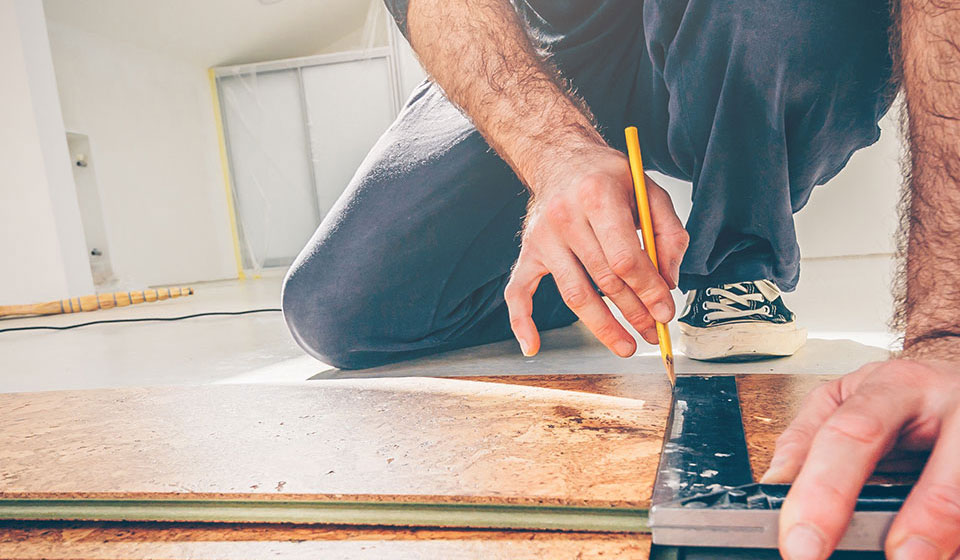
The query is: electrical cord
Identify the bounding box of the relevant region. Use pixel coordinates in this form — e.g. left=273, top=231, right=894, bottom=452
left=0, top=308, right=282, bottom=334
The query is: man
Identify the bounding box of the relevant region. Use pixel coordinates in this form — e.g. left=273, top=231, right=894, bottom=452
left=283, top=1, right=960, bottom=557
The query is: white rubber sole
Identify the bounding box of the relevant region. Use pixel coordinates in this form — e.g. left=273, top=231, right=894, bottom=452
left=678, top=321, right=808, bottom=361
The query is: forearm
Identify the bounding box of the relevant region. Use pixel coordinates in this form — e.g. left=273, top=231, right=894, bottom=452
left=896, top=0, right=960, bottom=357
left=405, top=0, right=604, bottom=191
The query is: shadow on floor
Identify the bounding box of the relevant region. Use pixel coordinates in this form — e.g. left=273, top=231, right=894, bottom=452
left=311, top=322, right=891, bottom=380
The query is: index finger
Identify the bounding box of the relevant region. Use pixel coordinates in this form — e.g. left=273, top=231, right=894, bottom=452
left=778, top=383, right=919, bottom=560
left=761, top=365, right=881, bottom=484
left=759, top=381, right=843, bottom=484
left=589, top=208, right=674, bottom=324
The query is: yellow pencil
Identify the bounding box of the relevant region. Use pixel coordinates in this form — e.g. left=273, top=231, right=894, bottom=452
left=624, top=126, right=676, bottom=387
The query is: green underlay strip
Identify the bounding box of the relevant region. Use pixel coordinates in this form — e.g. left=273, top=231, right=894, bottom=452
left=0, top=499, right=650, bottom=533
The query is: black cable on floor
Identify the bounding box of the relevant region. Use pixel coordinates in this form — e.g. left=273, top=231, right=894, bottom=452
left=0, top=308, right=282, bottom=334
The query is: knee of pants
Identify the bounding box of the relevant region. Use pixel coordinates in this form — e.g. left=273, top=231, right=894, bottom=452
left=669, top=1, right=895, bottom=192
left=771, top=2, right=895, bottom=194
left=670, top=1, right=894, bottom=107
left=745, top=2, right=893, bottom=106
left=281, top=258, right=380, bottom=370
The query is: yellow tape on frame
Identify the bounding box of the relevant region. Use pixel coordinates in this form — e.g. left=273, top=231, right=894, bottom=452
left=208, top=68, right=246, bottom=280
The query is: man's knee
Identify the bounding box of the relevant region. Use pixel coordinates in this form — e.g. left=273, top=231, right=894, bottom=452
left=664, top=1, right=893, bottom=138
left=677, top=1, right=894, bottom=175
left=281, top=254, right=379, bottom=370
left=674, top=1, right=892, bottom=90
left=741, top=1, right=893, bottom=96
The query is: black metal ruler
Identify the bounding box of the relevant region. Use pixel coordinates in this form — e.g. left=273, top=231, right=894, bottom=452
left=650, top=376, right=906, bottom=554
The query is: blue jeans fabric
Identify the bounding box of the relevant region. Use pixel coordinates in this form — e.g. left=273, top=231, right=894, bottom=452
left=282, top=0, right=896, bottom=369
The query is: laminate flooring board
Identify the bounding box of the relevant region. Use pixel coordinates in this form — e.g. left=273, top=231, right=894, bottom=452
left=0, top=376, right=671, bottom=511
left=736, top=374, right=836, bottom=480
left=459, top=373, right=673, bottom=403
left=737, top=374, right=918, bottom=485
left=0, top=522, right=653, bottom=560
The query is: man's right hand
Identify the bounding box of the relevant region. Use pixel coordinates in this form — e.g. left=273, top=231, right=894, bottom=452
left=504, top=145, right=689, bottom=357
left=405, top=0, right=687, bottom=356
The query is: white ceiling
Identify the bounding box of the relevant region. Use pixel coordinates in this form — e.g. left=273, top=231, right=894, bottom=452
left=42, top=0, right=385, bottom=67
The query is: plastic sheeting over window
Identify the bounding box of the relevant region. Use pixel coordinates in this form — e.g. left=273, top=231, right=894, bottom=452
left=213, top=1, right=425, bottom=272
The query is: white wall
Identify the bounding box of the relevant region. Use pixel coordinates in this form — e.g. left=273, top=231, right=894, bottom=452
left=391, top=25, right=429, bottom=100
left=46, top=21, right=237, bottom=288
left=0, top=0, right=93, bottom=306
left=42, top=0, right=375, bottom=68
left=793, top=107, right=901, bottom=258
left=68, top=132, right=115, bottom=286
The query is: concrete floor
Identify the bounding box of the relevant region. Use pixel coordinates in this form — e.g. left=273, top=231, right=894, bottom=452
left=0, top=255, right=898, bottom=393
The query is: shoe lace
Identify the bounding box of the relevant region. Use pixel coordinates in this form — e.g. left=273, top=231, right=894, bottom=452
left=702, top=282, right=771, bottom=323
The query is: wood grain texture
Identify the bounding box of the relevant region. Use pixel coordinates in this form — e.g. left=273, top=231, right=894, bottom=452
left=0, top=522, right=651, bottom=559
left=737, top=374, right=919, bottom=485
left=0, top=375, right=671, bottom=509
left=459, top=373, right=672, bottom=403
left=737, top=374, right=836, bottom=480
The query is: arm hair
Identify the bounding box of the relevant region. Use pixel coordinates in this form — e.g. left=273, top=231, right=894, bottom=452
left=404, top=0, right=604, bottom=191
left=895, top=0, right=960, bottom=357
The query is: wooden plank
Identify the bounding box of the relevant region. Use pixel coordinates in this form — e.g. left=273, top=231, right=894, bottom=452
left=0, top=376, right=671, bottom=512
left=459, top=373, right=672, bottom=402
left=0, top=522, right=652, bottom=559
left=737, top=374, right=918, bottom=485
left=737, top=374, right=836, bottom=480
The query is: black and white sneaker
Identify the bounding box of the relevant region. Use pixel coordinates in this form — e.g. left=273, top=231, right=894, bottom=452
left=677, top=279, right=807, bottom=361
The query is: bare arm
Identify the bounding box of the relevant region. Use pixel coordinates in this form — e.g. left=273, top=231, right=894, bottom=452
left=405, top=0, right=688, bottom=358
left=406, top=0, right=600, bottom=190
left=897, top=0, right=960, bottom=359
left=765, top=4, right=960, bottom=558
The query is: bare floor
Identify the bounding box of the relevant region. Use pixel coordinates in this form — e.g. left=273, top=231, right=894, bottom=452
left=0, top=256, right=898, bottom=393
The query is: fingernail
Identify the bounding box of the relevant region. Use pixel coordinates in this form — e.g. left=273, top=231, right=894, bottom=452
left=614, top=340, right=635, bottom=357
left=759, top=467, right=790, bottom=484
left=652, top=303, right=672, bottom=323
left=669, top=261, right=680, bottom=287
left=759, top=467, right=783, bottom=483
left=642, top=328, right=659, bottom=343
left=892, top=536, right=940, bottom=560
left=761, top=456, right=787, bottom=483
left=518, top=337, right=533, bottom=357
left=783, top=524, right=824, bottom=560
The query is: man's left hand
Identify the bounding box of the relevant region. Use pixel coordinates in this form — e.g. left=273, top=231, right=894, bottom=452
left=761, top=358, right=960, bottom=560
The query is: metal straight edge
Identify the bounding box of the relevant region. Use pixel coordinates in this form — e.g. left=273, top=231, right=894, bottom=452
left=651, top=375, right=755, bottom=508
left=650, top=376, right=899, bottom=552
left=0, top=499, right=649, bottom=533
left=650, top=507, right=895, bottom=551
left=650, top=375, right=755, bottom=549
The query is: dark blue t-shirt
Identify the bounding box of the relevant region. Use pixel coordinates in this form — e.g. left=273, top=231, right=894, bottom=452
left=384, top=0, right=630, bottom=58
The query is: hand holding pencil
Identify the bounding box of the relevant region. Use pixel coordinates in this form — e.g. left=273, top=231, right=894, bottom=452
left=504, top=128, right=687, bottom=364
left=625, top=126, right=676, bottom=385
